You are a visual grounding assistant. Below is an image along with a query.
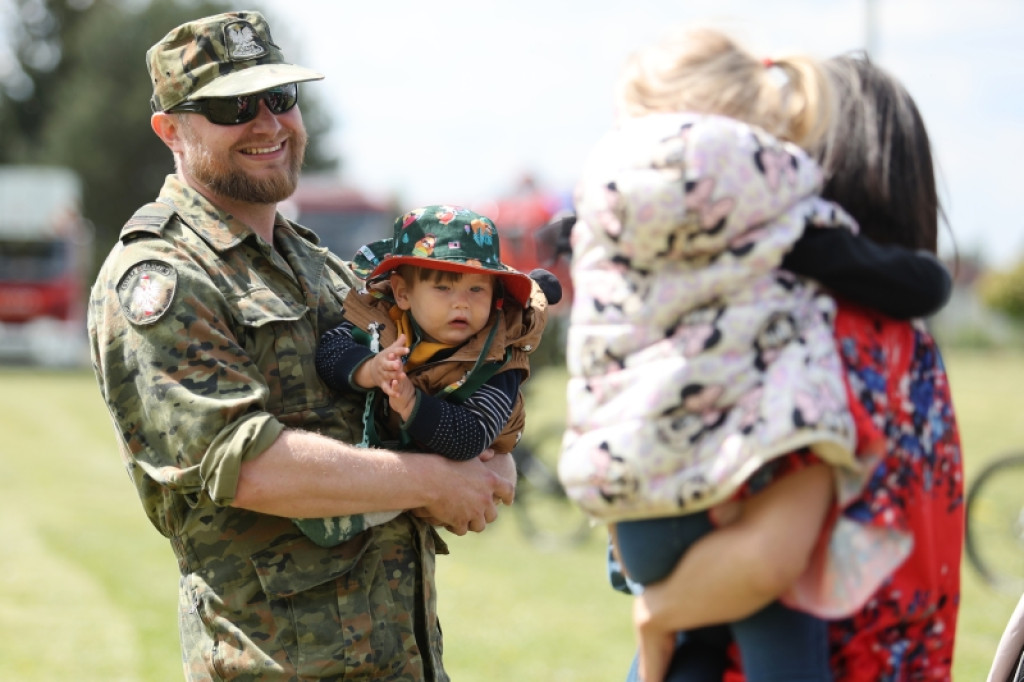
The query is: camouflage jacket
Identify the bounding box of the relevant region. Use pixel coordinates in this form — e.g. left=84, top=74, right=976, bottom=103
left=88, top=175, right=450, bottom=681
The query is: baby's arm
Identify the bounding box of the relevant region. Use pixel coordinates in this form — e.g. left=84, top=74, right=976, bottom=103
left=402, top=370, right=522, bottom=461
left=316, top=322, right=376, bottom=393
left=316, top=326, right=415, bottom=418
left=783, top=227, right=952, bottom=318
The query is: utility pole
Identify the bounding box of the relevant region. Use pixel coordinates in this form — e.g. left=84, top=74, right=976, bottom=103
left=865, top=0, right=879, bottom=58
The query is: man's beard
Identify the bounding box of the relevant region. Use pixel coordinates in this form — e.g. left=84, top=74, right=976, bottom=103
left=180, top=123, right=308, bottom=205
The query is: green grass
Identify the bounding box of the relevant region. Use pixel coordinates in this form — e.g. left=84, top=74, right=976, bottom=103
left=0, top=349, right=1021, bottom=680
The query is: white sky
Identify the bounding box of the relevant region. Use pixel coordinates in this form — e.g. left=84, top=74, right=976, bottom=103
left=3, top=0, right=1020, bottom=265
left=258, top=0, right=1024, bottom=267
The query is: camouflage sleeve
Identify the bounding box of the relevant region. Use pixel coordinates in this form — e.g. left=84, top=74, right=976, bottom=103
left=90, top=237, right=286, bottom=509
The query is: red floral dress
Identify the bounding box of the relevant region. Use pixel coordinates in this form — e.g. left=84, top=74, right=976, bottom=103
left=826, top=304, right=963, bottom=680
left=726, top=303, right=964, bottom=681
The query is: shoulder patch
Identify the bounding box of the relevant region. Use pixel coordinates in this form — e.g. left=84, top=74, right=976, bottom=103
left=120, top=201, right=176, bottom=241
left=117, top=260, right=177, bottom=325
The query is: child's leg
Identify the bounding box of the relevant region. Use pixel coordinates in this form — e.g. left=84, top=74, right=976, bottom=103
left=631, top=463, right=834, bottom=629
left=731, top=601, right=831, bottom=682
left=614, top=512, right=714, bottom=585
left=619, top=463, right=835, bottom=681
left=626, top=629, right=732, bottom=682
left=615, top=513, right=728, bottom=682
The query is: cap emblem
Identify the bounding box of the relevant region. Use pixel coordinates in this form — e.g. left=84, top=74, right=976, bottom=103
left=224, top=21, right=267, bottom=61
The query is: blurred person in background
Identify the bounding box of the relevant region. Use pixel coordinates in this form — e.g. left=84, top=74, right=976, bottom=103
left=87, top=10, right=514, bottom=681
left=557, top=26, right=953, bottom=682
left=625, top=53, right=963, bottom=682
left=988, top=591, right=1024, bottom=682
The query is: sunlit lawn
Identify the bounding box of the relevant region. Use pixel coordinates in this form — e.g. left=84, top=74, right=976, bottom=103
left=1, top=348, right=1021, bottom=680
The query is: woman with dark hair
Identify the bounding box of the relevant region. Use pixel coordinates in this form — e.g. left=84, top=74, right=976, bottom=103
left=626, top=54, right=964, bottom=682
left=818, top=54, right=941, bottom=253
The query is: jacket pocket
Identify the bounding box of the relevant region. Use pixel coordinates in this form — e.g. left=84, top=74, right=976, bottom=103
left=250, top=529, right=370, bottom=598
left=249, top=527, right=424, bottom=679
left=230, top=287, right=328, bottom=414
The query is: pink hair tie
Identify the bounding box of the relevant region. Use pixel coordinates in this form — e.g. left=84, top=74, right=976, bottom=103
left=762, top=57, right=775, bottom=68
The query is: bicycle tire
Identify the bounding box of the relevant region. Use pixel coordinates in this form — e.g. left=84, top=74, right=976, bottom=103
left=965, top=452, right=1024, bottom=593
left=511, top=444, right=592, bottom=550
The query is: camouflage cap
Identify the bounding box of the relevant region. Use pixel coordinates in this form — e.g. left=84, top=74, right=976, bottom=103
left=147, top=11, right=324, bottom=112
left=353, top=205, right=534, bottom=306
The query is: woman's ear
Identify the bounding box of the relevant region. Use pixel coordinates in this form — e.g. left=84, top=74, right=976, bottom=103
left=390, top=273, right=412, bottom=311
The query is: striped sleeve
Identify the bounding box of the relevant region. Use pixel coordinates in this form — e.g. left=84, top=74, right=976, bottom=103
left=403, top=370, right=521, bottom=460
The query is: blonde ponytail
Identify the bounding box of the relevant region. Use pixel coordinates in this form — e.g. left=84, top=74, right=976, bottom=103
left=616, top=27, right=835, bottom=151
left=763, top=54, right=836, bottom=151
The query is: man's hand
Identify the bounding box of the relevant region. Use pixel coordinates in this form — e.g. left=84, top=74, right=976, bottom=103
left=481, top=450, right=517, bottom=504
left=411, top=452, right=516, bottom=534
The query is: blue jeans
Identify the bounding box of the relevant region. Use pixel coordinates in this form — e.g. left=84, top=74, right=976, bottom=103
left=616, top=513, right=832, bottom=682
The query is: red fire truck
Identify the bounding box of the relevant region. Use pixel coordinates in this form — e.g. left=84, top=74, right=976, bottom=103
left=280, top=175, right=397, bottom=264
left=0, top=166, right=93, bottom=366
left=487, top=178, right=573, bottom=312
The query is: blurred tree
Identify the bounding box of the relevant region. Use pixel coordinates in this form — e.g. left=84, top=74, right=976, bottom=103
left=978, top=258, right=1024, bottom=324
left=0, top=0, right=92, bottom=161
left=0, top=0, right=338, bottom=260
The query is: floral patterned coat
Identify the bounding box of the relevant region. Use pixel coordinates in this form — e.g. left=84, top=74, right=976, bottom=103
left=559, top=112, right=860, bottom=523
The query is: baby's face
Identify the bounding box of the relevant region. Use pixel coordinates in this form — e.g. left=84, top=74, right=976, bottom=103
left=395, top=271, right=495, bottom=345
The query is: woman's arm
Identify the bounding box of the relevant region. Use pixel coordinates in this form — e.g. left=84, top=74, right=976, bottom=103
left=633, top=463, right=834, bottom=633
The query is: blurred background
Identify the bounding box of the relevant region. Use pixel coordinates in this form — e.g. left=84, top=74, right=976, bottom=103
left=2, top=1, right=1024, bottom=680
left=1, top=0, right=1024, bottom=365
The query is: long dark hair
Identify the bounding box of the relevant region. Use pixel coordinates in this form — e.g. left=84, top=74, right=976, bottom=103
left=817, top=54, right=944, bottom=254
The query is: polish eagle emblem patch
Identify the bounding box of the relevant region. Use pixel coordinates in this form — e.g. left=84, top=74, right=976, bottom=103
left=117, top=260, right=177, bottom=325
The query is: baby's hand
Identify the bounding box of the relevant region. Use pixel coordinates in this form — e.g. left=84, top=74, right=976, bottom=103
left=375, top=334, right=414, bottom=418
left=374, top=335, right=409, bottom=388
left=382, top=375, right=416, bottom=420
left=354, top=335, right=409, bottom=391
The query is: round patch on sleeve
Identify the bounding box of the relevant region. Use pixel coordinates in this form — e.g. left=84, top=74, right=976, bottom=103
left=116, top=260, right=178, bottom=325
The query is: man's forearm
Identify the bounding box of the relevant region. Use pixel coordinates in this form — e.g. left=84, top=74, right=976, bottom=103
left=232, top=429, right=516, bottom=535
left=232, top=428, right=448, bottom=517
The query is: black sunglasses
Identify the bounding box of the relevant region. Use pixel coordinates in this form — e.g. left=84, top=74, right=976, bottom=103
left=167, top=83, right=298, bottom=126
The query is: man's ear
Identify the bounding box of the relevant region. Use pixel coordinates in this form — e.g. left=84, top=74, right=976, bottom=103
left=390, top=273, right=412, bottom=311
left=151, top=112, right=185, bottom=152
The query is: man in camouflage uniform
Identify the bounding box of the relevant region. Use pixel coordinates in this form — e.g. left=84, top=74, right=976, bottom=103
left=87, top=11, right=515, bottom=681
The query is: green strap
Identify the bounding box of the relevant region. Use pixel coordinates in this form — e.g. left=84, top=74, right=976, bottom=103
left=357, top=322, right=383, bottom=448
left=447, top=355, right=506, bottom=403
left=437, top=319, right=503, bottom=401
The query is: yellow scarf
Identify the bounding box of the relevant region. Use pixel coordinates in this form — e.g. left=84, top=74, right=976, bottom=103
left=388, top=306, right=454, bottom=370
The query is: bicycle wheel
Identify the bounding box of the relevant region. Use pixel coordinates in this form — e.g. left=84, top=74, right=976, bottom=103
left=511, top=444, right=592, bottom=550
left=966, top=452, right=1024, bottom=593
